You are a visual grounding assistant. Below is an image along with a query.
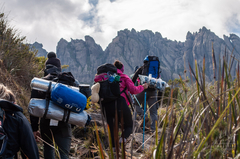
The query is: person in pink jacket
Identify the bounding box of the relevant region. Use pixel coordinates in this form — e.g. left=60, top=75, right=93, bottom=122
left=112, top=60, right=148, bottom=144
left=114, top=60, right=148, bottom=106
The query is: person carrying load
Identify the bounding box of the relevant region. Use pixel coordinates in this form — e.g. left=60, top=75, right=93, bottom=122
left=92, top=60, right=148, bottom=151
left=30, top=52, right=72, bottom=159
left=132, top=55, right=161, bottom=132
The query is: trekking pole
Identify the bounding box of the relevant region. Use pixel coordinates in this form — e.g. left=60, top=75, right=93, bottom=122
left=131, top=94, right=142, bottom=109
left=142, top=90, right=147, bottom=149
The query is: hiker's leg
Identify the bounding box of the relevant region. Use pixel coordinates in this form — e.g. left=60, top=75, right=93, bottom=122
left=118, top=97, right=133, bottom=139
left=106, top=112, right=115, bottom=147
left=54, top=133, right=71, bottom=159
left=40, top=124, right=55, bottom=159
left=133, top=91, right=145, bottom=118
left=43, top=143, right=55, bottom=159
left=147, top=90, right=159, bottom=131
left=102, top=102, right=116, bottom=147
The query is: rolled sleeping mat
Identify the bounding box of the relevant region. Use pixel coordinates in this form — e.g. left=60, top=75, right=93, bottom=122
left=31, top=77, right=87, bottom=113
left=138, top=75, right=169, bottom=91
left=30, top=77, right=79, bottom=92
left=28, top=98, right=88, bottom=127
left=51, top=83, right=87, bottom=113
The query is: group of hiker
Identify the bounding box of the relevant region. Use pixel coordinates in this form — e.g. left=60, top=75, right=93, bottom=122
left=93, top=56, right=161, bottom=152
left=0, top=51, right=162, bottom=158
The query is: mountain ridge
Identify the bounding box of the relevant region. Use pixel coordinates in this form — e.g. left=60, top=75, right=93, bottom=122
left=30, top=26, right=240, bottom=84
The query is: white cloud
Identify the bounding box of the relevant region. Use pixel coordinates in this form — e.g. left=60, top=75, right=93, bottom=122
left=1, top=0, right=240, bottom=52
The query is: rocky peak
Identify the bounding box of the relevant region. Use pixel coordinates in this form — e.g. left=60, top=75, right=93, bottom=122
left=85, top=35, right=96, bottom=46
left=186, top=31, right=194, bottom=40
left=34, top=27, right=240, bottom=84
left=29, top=42, right=47, bottom=57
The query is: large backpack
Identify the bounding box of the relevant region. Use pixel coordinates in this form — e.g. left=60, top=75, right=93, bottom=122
left=52, top=72, right=77, bottom=87
left=42, top=67, right=92, bottom=111
left=94, top=63, right=121, bottom=103
left=142, top=55, right=160, bottom=78
left=44, top=64, right=61, bottom=76
left=44, top=64, right=77, bottom=86
left=42, top=71, right=87, bottom=113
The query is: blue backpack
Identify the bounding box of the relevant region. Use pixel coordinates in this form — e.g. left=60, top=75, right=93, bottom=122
left=142, top=55, right=160, bottom=78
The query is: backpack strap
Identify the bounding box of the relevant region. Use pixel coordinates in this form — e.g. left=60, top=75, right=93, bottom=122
left=62, top=109, right=71, bottom=123
left=43, top=82, right=52, bottom=119
left=132, top=66, right=143, bottom=84
left=65, top=110, right=71, bottom=123
left=120, top=87, right=134, bottom=112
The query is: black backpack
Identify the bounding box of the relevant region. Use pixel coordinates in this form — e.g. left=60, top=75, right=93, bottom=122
left=142, top=55, right=160, bottom=78
left=53, top=72, right=77, bottom=86
left=95, top=63, right=121, bottom=103
left=44, top=64, right=61, bottom=76
left=44, top=64, right=76, bottom=86
left=79, top=84, right=92, bottom=110
left=43, top=71, right=77, bottom=87
left=97, top=63, right=117, bottom=75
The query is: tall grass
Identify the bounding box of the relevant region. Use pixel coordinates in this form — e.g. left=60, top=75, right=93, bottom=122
left=95, top=43, right=240, bottom=158
left=153, top=44, right=240, bottom=158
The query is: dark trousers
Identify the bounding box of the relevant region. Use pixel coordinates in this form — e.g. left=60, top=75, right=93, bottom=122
left=134, top=89, right=159, bottom=130
left=101, top=96, right=133, bottom=147
left=40, top=119, right=72, bottom=159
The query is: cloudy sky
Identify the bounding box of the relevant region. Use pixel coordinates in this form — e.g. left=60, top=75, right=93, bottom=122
left=1, top=0, right=240, bottom=52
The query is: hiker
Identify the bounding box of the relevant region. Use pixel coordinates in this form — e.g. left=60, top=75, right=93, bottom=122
left=0, top=84, right=39, bottom=159
left=113, top=60, right=148, bottom=108
left=132, top=55, right=160, bottom=132
left=99, top=60, right=148, bottom=147
left=30, top=52, right=72, bottom=159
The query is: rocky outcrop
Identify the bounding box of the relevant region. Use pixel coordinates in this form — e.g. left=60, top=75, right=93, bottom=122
left=35, top=27, right=240, bottom=85
left=56, top=36, right=104, bottom=84
left=29, top=42, right=48, bottom=57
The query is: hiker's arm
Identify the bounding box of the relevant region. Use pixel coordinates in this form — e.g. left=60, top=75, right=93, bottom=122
left=30, top=89, right=44, bottom=135
left=132, top=67, right=143, bottom=83
left=125, top=76, right=145, bottom=94
left=30, top=114, right=40, bottom=142
left=30, top=115, right=39, bottom=132
left=30, top=89, right=41, bottom=131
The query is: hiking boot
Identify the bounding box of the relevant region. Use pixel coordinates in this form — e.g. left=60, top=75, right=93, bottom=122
left=119, top=137, right=126, bottom=144
left=119, top=137, right=131, bottom=145
left=146, top=129, right=155, bottom=134
left=140, top=116, right=150, bottom=127
left=135, top=115, right=142, bottom=120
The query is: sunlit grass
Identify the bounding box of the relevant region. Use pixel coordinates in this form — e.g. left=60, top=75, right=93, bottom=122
left=93, top=44, right=240, bottom=159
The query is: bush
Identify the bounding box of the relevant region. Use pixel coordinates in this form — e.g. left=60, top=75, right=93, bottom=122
left=0, top=12, right=46, bottom=88
left=0, top=12, right=46, bottom=110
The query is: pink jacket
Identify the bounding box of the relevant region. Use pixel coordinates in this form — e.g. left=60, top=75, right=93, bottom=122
left=117, top=69, right=144, bottom=105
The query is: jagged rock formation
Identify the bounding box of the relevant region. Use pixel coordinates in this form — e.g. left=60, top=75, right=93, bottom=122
left=56, top=36, right=105, bottom=84
left=29, top=42, right=48, bottom=57
left=35, top=27, right=240, bottom=85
